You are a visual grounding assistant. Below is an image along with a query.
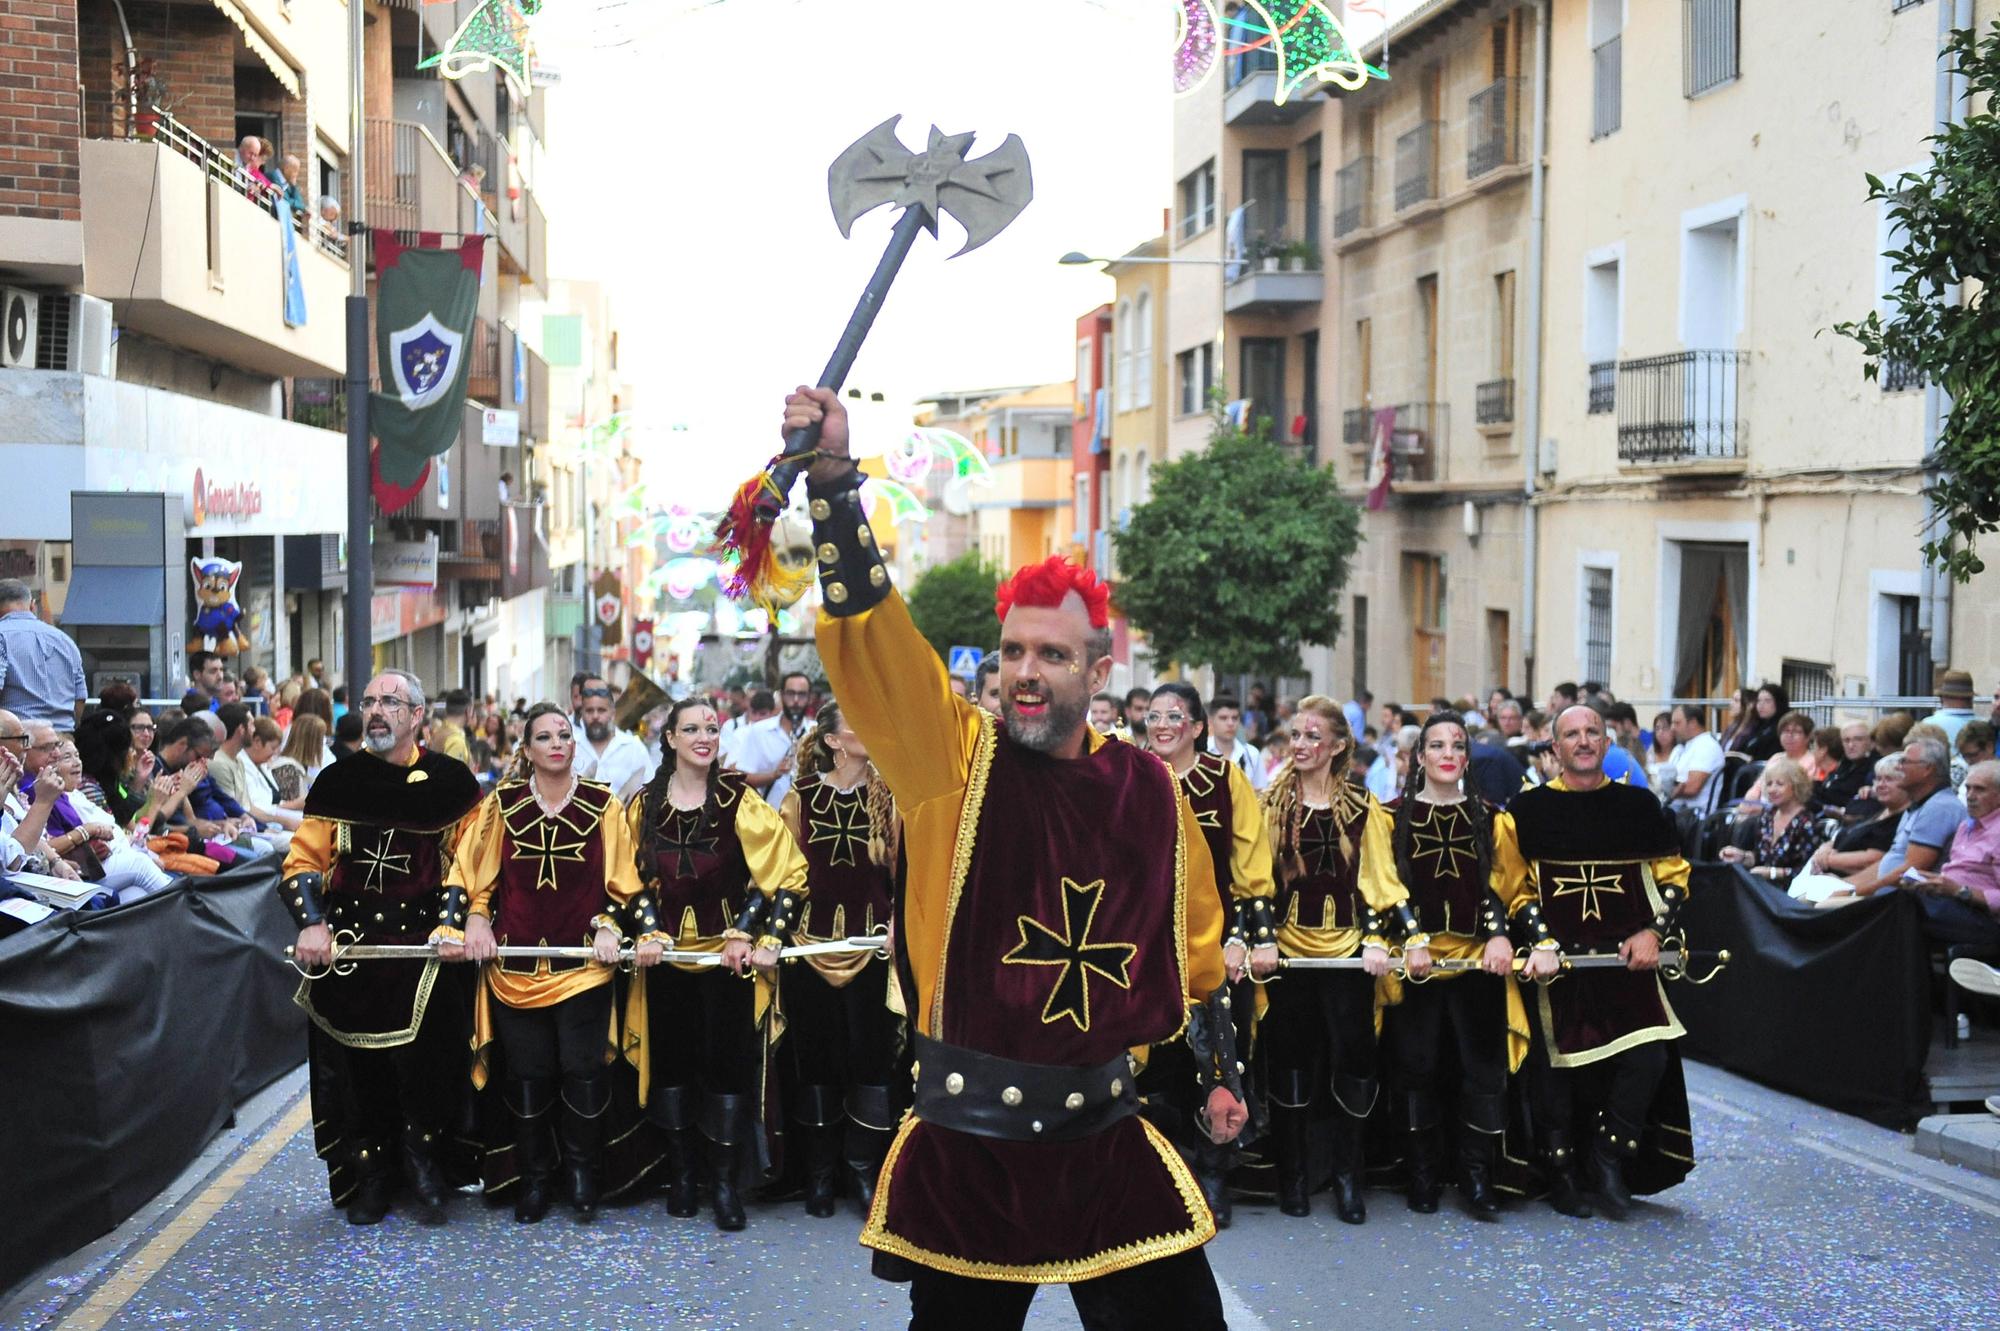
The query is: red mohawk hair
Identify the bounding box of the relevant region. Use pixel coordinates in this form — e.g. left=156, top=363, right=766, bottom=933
left=994, top=555, right=1111, bottom=628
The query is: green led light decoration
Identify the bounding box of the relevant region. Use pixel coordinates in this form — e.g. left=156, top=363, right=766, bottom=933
left=418, top=0, right=542, bottom=86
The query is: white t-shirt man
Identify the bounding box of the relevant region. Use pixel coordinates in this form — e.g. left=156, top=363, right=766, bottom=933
left=1665, top=730, right=1726, bottom=816
left=574, top=728, right=655, bottom=804
left=732, top=713, right=804, bottom=808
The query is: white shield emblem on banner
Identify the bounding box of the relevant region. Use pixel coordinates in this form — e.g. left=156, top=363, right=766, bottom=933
left=388, top=313, right=464, bottom=410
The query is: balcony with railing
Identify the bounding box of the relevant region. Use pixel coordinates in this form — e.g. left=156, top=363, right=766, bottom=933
left=1616, top=350, right=1747, bottom=465
left=1343, top=406, right=1373, bottom=446
left=366, top=118, right=484, bottom=241
left=1395, top=121, right=1442, bottom=211
left=1333, top=157, right=1375, bottom=240
left=80, top=111, right=350, bottom=377
left=1880, top=357, right=1924, bottom=392
left=1593, top=35, right=1623, bottom=138
left=1467, top=79, right=1524, bottom=181
left=1343, top=402, right=1448, bottom=483
left=1588, top=360, right=1617, bottom=414
left=1476, top=378, right=1514, bottom=425
left=291, top=377, right=346, bottom=432
left=467, top=318, right=502, bottom=404
left=1224, top=202, right=1324, bottom=315
left=1223, top=41, right=1320, bottom=126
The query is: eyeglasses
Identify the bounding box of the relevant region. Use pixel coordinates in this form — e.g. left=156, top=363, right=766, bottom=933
left=580, top=687, right=613, bottom=699
left=358, top=696, right=412, bottom=713
left=0, top=732, right=25, bottom=744
left=1143, top=712, right=1192, bottom=727
left=130, top=722, right=156, bottom=733
left=26, top=739, right=61, bottom=753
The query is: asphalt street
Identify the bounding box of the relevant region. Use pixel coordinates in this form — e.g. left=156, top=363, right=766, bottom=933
left=8, top=1060, right=2000, bottom=1331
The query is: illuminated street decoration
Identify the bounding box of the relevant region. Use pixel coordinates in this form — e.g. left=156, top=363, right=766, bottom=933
left=1175, top=0, right=1386, bottom=102
left=419, top=0, right=541, bottom=86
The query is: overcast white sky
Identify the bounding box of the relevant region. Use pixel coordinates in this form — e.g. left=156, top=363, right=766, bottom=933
left=533, top=0, right=1177, bottom=510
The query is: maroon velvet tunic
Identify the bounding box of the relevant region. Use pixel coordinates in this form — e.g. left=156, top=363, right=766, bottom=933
left=641, top=771, right=752, bottom=940
left=1384, top=796, right=1489, bottom=937
left=490, top=780, right=614, bottom=952
left=868, top=722, right=1211, bottom=1281
left=1276, top=796, right=1374, bottom=936
left=1178, top=751, right=1235, bottom=914
left=792, top=772, right=893, bottom=940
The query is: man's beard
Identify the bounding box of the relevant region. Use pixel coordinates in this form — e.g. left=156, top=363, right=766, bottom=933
left=585, top=720, right=612, bottom=744
left=1003, top=690, right=1088, bottom=754
left=782, top=704, right=806, bottom=725
left=363, top=727, right=397, bottom=754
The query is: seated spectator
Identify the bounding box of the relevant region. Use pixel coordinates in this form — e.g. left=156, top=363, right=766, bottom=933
left=1716, top=687, right=1757, bottom=753
left=1901, top=760, right=2000, bottom=947
left=1646, top=710, right=1676, bottom=791
left=1924, top=669, right=1979, bottom=744
left=154, top=717, right=260, bottom=850
left=1804, top=754, right=1907, bottom=881
left=1720, top=757, right=1819, bottom=881
left=273, top=677, right=302, bottom=729
left=1845, top=737, right=1965, bottom=895
left=1813, top=722, right=1873, bottom=811
left=295, top=686, right=335, bottom=736
left=1493, top=697, right=1525, bottom=740
left=234, top=717, right=300, bottom=843
left=0, top=578, right=88, bottom=732
left=1957, top=720, right=1995, bottom=773
left=75, top=707, right=147, bottom=825
left=37, top=738, right=172, bottom=902
left=207, top=702, right=254, bottom=805
left=1771, top=710, right=1815, bottom=768
left=1873, top=711, right=1917, bottom=761
left=271, top=712, right=327, bottom=800
left=1734, top=684, right=1789, bottom=762
left=317, top=195, right=342, bottom=228
left=1590, top=702, right=1650, bottom=789
left=1661, top=704, right=1727, bottom=817
left=1908, top=721, right=1970, bottom=791
left=331, top=710, right=364, bottom=758
left=0, top=708, right=83, bottom=880
left=180, top=688, right=211, bottom=716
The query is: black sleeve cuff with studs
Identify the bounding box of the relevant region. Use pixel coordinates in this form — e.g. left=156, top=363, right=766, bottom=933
left=1476, top=890, right=1508, bottom=941
left=437, top=885, right=471, bottom=933
left=1649, top=880, right=1685, bottom=938
left=1185, top=984, right=1245, bottom=1102
left=622, top=888, right=663, bottom=940
left=1234, top=896, right=1277, bottom=949
left=1512, top=899, right=1557, bottom=949
left=806, top=470, right=890, bottom=618
left=281, top=871, right=326, bottom=929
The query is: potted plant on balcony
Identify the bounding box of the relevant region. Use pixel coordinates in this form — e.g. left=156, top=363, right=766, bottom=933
left=115, top=57, right=182, bottom=139
left=1282, top=239, right=1320, bottom=272
left=1257, top=239, right=1282, bottom=273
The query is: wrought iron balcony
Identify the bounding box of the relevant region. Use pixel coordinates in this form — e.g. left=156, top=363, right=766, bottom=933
left=1346, top=403, right=1447, bottom=481
left=1476, top=378, right=1514, bottom=425
left=1616, top=350, right=1747, bottom=463
left=1588, top=360, right=1616, bottom=414
left=1592, top=36, right=1623, bottom=138
left=1468, top=79, right=1523, bottom=180
left=1880, top=358, right=1925, bottom=392
left=1395, top=121, right=1442, bottom=210
left=1343, top=407, right=1372, bottom=446
left=1334, top=157, right=1374, bottom=238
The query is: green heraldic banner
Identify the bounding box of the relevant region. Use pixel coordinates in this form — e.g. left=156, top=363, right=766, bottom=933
left=371, top=232, right=488, bottom=487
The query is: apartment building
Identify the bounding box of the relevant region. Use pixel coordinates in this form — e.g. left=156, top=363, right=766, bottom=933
left=966, top=383, right=1076, bottom=573
left=1532, top=0, right=2000, bottom=706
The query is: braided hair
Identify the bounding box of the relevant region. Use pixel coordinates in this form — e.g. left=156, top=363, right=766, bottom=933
left=637, top=696, right=725, bottom=870
left=795, top=700, right=900, bottom=867
left=1391, top=710, right=1493, bottom=894
left=1262, top=695, right=1356, bottom=880
left=506, top=701, right=570, bottom=784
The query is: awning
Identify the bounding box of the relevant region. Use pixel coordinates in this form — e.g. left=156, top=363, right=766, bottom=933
left=209, top=0, right=302, bottom=99
left=59, top=566, right=166, bottom=629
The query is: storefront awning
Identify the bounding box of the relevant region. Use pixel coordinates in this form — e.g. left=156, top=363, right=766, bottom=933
left=209, top=0, right=302, bottom=99
left=59, top=567, right=165, bottom=629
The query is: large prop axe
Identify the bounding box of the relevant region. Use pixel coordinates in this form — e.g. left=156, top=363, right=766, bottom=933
left=714, top=117, right=1033, bottom=613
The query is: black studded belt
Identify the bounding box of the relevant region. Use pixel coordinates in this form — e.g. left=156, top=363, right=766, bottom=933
left=911, top=1034, right=1138, bottom=1143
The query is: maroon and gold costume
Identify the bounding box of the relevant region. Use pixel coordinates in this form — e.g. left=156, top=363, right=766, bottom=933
left=818, top=594, right=1229, bottom=1282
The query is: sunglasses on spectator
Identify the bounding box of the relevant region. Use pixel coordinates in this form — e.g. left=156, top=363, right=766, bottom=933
left=580, top=687, right=613, bottom=699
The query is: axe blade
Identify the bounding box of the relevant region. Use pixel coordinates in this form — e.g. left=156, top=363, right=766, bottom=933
left=828, top=114, right=923, bottom=239
left=826, top=116, right=1033, bottom=256
left=938, top=132, right=1034, bottom=257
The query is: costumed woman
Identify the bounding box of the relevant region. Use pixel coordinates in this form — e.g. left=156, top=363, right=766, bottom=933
left=436, top=703, right=664, bottom=1223
left=1370, top=710, right=1532, bottom=1220
left=631, top=695, right=810, bottom=1231
left=1139, top=682, right=1278, bottom=1227
left=777, top=700, right=904, bottom=1217
left=1260, top=695, right=1419, bottom=1223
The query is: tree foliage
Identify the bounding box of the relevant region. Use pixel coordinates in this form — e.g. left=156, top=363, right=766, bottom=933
left=1112, top=406, right=1361, bottom=676
left=904, top=551, right=1001, bottom=662
left=1833, top=21, right=2000, bottom=581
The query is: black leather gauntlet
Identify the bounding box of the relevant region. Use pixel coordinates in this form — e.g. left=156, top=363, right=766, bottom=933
left=807, top=471, right=890, bottom=617
left=1184, top=984, right=1246, bottom=1103
left=281, top=871, right=326, bottom=929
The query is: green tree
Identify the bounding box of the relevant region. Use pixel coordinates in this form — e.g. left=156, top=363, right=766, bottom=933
left=1834, top=21, right=2000, bottom=581
left=904, top=551, right=1001, bottom=661
left=1113, top=406, right=1361, bottom=676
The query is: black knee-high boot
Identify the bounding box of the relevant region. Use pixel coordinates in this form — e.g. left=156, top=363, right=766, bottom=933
left=1403, top=1088, right=1441, bottom=1214
left=844, top=1084, right=898, bottom=1215
left=794, top=1084, right=844, bottom=1218
left=702, top=1093, right=753, bottom=1232
left=1587, top=1110, right=1642, bottom=1220
left=1270, top=1069, right=1314, bottom=1218
left=507, top=1078, right=557, bottom=1224
left=650, top=1085, right=700, bottom=1217
left=344, top=1138, right=392, bottom=1226
left=399, top=1121, right=449, bottom=1226
left=560, top=1069, right=609, bottom=1221
left=1329, top=1073, right=1376, bottom=1226
left=1458, top=1090, right=1505, bottom=1220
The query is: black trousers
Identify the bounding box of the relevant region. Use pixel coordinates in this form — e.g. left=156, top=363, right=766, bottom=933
left=907, top=1248, right=1226, bottom=1331
left=490, top=982, right=614, bottom=1081
left=646, top=963, right=760, bottom=1096
left=1530, top=1038, right=1669, bottom=1141
left=783, top=957, right=900, bottom=1089
left=1390, top=972, right=1507, bottom=1103
left=341, top=974, right=464, bottom=1142
left=1261, top=965, right=1376, bottom=1096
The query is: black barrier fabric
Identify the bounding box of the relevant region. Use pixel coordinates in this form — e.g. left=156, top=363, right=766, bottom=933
left=0, top=859, right=303, bottom=1292
left=1675, top=864, right=1932, bottom=1126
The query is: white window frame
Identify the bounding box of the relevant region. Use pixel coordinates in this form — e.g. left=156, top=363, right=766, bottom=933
left=1676, top=194, right=1748, bottom=348
left=1134, top=289, right=1154, bottom=409
left=1582, top=240, right=1625, bottom=362
left=1655, top=520, right=1759, bottom=695
left=1115, top=300, right=1134, bottom=413
left=1867, top=568, right=1923, bottom=696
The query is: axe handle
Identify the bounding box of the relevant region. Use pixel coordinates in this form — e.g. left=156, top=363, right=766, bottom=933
left=759, top=206, right=933, bottom=519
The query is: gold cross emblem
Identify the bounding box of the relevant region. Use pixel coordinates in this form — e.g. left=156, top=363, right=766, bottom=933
left=1548, top=864, right=1627, bottom=922
left=808, top=791, right=870, bottom=867
left=1410, top=805, right=1478, bottom=880
left=1002, top=878, right=1139, bottom=1032
left=511, top=817, right=589, bottom=891
left=352, top=831, right=412, bottom=894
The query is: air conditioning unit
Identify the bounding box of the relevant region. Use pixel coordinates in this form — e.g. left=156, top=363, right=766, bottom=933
left=0, top=287, right=37, bottom=369
left=33, top=293, right=114, bottom=375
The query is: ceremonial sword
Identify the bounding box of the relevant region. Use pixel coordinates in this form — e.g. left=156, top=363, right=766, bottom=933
left=285, top=934, right=889, bottom=979
left=1272, top=948, right=1730, bottom=983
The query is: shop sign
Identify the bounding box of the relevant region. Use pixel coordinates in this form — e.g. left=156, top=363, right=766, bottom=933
left=190, top=468, right=264, bottom=528
left=376, top=537, right=440, bottom=587
left=481, top=408, right=520, bottom=446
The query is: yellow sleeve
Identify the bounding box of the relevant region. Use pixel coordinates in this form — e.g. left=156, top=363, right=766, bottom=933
left=601, top=794, right=643, bottom=907
left=1180, top=789, right=1226, bottom=999
left=282, top=816, right=334, bottom=877
left=443, top=792, right=506, bottom=917
left=1651, top=852, right=1692, bottom=895
left=1489, top=811, right=1535, bottom=912
left=1356, top=796, right=1409, bottom=909
left=778, top=788, right=803, bottom=845
left=736, top=786, right=809, bottom=898
left=814, top=593, right=977, bottom=810
left=1224, top=762, right=1275, bottom=902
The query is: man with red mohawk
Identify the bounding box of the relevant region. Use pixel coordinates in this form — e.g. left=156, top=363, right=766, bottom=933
left=783, top=387, right=1247, bottom=1330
